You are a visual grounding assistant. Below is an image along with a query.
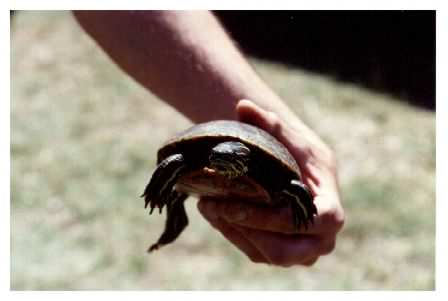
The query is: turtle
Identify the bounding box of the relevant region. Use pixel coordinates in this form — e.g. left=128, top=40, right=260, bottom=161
left=141, top=120, right=317, bottom=252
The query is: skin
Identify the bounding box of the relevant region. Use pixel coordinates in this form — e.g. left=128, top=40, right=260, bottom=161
left=74, top=11, right=345, bottom=267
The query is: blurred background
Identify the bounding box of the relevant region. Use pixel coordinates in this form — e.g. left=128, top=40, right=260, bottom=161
left=11, top=11, right=435, bottom=290
left=215, top=11, right=435, bottom=110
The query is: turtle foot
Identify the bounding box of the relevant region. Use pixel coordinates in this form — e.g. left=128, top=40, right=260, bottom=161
left=147, top=191, right=189, bottom=254
left=282, top=179, right=316, bottom=232
left=141, top=153, right=187, bottom=215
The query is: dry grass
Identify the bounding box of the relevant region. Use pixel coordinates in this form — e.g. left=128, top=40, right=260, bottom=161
left=11, top=11, right=435, bottom=290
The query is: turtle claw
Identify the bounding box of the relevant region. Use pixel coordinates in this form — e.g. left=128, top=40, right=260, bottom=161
left=148, top=243, right=160, bottom=253
left=142, top=191, right=156, bottom=213
left=141, top=153, right=187, bottom=216
left=144, top=194, right=168, bottom=215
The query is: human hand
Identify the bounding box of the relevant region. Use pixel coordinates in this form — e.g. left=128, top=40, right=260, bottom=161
left=197, top=99, right=345, bottom=267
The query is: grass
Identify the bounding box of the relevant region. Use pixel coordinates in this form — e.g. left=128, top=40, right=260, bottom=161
left=11, top=11, right=435, bottom=290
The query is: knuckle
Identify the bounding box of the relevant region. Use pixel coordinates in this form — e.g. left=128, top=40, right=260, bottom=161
left=333, top=208, right=346, bottom=231
left=277, top=262, right=294, bottom=268
left=319, top=239, right=336, bottom=255
left=267, top=112, right=283, bottom=135
left=306, top=139, right=338, bottom=173
left=268, top=111, right=280, bottom=125
left=321, top=205, right=345, bottom=232
left=319, top=145, right=337, bottom=171
left=302, top=257, right=319, bottom=267
left=246, top=253, right=265, bottom=264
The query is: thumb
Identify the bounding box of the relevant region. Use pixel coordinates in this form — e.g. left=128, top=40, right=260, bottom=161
left=236, top=99, right=284, bottom=138
left=236, top=99, right=311, bottom=161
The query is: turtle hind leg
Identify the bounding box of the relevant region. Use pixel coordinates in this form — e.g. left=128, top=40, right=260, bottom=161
left=141, top=153, right=186, bottom=214
left=148, top=191, right=189, bottom=252
left=282, top=179, right=316, bottom=231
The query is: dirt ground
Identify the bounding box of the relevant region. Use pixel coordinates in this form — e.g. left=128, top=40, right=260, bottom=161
left=11, top=11, right=435, bottom=290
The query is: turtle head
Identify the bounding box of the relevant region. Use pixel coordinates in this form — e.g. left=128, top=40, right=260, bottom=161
left=209, top=141, right=250, bottom=179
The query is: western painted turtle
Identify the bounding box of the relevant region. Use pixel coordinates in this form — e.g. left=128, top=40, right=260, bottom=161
left=142, top=120, right=317, bottom=252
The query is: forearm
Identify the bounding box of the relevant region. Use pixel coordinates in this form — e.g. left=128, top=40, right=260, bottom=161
left=74, top=10, right=297, bottom=123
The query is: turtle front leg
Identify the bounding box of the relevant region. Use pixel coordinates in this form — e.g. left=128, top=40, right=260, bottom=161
left=141, top=153, right=187, bottom=214
left=281, top=179, right=317, bottom=230
left=148, top=190, right=189, bottom=252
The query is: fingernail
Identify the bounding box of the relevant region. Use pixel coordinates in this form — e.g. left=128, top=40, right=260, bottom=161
left=198, top=200, right=219, bottom=220
left=223, top=203, right=248, bottom=222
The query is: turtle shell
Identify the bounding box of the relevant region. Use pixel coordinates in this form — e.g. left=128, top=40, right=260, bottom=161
left=156, top=120, right=304, bottom=205
left=158, top=120, right=300, bottom=174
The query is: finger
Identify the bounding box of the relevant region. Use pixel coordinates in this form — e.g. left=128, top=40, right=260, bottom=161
left=208, top=197, right=343, bottom=235
left=302, top=256, right=319, bottom=266
left=236, top=99, right=312, bottom=154
left=209, top=219, right=268, bottom=264
left=197, top=200, right=267, bottom=264
left=237, top=99, right=288, bottom=144
left=233, top=225, right=323, bottom=267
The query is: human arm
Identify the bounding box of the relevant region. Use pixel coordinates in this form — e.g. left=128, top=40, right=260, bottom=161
left=73, top=10, right=297, bottom=123
left=74, top=10, right=344, bottom=266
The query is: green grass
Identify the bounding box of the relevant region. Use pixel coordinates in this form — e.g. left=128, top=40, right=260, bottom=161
left=11, top=11, right=435, bottom=290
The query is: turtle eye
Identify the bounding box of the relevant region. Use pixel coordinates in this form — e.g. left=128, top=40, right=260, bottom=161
left=234, top=146, right=250, bottom=158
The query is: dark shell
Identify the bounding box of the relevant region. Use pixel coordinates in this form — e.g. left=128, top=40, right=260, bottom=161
left=157, top=120, right=301, bottom=178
